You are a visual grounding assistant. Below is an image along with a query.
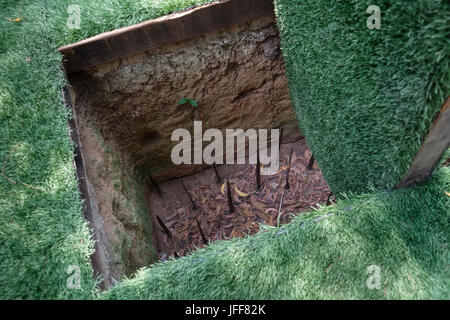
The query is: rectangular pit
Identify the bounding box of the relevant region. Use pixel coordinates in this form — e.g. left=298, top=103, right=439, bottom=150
left=62, top=0, right=331, bottom=288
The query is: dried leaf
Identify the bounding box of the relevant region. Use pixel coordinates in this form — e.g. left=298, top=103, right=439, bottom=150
left=215, top=203, right=223, bottom=216
left=291, top=151, right=298, bottom=163
left=234, top=186, right=249, bottom=197
left=177, top=224, right=189, bottom=233
left=286, top=202, right=306, bottom=210
left=265, top=208, right=278, bottom=215
left=242, top=209, right=253, bottom=217
left=240, top=202, right=251, bottom=209
left=7, top=17, right=25, bottom=22
left=304, top=149, right=311, bottom=159
left=220, top=181, right=227, bottom=195
left=231, top=228, right=241, bottom=238
left=149, top=141, right=331, bottom=260
left=250, top=195, right=267, bottom=211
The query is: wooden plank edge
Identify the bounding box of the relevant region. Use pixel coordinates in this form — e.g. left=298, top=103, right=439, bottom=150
left=397, top=96, right=450, bottom=188
left=58, top=0, right=275, bottom=73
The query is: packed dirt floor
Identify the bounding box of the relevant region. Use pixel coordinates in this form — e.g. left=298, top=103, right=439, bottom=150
left=146, top=138, right=332, bottom=260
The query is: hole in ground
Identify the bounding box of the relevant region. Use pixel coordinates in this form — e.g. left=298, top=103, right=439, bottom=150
left=145, top=139, right=331, bottom=261
left=63, top=11, right=332, bottom=288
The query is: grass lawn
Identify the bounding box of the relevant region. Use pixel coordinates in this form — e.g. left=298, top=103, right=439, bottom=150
left=275, top=0, right=450, bottom=193
left=102, top=167, right=450, bottom=300
left=0, top=0, right=212, bottom=300
left=0, top=0, right=448, bottom=299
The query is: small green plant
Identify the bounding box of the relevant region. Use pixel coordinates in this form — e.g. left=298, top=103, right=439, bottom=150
left=177, top=98, right=198, bottom=108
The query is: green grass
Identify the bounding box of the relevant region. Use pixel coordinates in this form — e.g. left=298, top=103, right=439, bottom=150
left=102, top=167, right=450, bottom=300
left=1, top=0, right=448, bottom=299
left=0, top=0, right=212, bottom=300
left=274, top=0, right=450, bottom=193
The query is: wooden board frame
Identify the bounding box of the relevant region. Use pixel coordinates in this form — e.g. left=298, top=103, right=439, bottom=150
left=59, top=0, right=274, bottom=73
left=397, top=96, right=450, bottom=188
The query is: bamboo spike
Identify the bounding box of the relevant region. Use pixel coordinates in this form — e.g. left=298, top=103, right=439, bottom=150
left=195, top=217, right=208, bottom=245
left=277, top=192, right=285, bottom=227
left=156, top=214, right=172, bottom=239
left=149, top=175, right=162, bottom=197
left=285, top=147, right=294, bottom=190
left=256, top=147, right=261, bottom=190
left=181, top=181, right=197, bottom=210
left=279, top=127, right=284, bottom=153
left=307, top=154, right=315, bottom=170
left=226, top=179, right=235, bottom=213
left=213, top=162, right=221, bottom=183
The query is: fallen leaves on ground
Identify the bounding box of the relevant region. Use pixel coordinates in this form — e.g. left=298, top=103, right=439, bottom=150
left=148, top=140, right=331, bottom=260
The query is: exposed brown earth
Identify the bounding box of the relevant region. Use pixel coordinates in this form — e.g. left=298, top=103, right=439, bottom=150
left=70, top=17, right=296, bottom=182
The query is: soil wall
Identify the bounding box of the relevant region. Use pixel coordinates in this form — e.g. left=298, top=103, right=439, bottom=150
left=70, top=16, right=297, bottom=181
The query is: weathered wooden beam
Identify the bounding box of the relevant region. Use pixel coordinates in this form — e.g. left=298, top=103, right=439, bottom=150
left=397, top=96, right=450, bottom=188
left=58, top=0, right=275, bottom=73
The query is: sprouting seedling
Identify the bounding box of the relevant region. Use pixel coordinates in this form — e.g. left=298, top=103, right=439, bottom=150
left=178, top=98, right=198, bottom=108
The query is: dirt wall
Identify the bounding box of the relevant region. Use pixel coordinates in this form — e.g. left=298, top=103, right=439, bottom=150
left=70, top=16, right=297, bottom=181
